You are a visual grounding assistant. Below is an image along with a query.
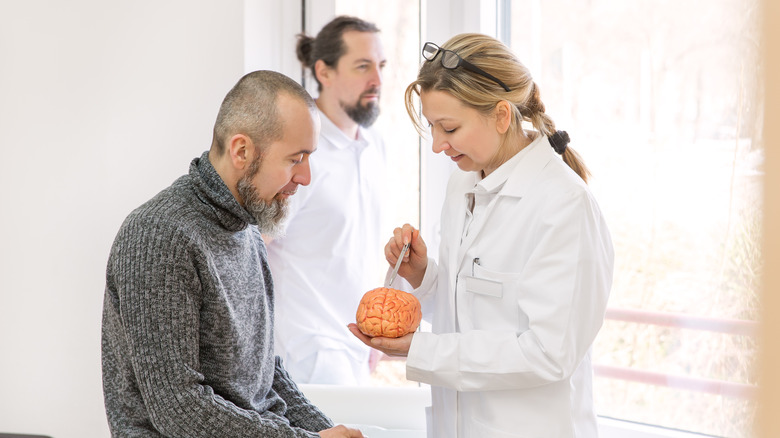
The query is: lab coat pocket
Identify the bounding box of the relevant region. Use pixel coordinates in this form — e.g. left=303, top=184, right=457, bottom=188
left=464, top=275, right=502, bottom=298
left=459, top=263, right=526, bottom=332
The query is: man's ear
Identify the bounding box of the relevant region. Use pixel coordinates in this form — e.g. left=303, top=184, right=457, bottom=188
left=314, top=59, right=333, bottom=88
left=227, top=134, right=253, bottom=170
left=494, top=100, right=513, bottom=135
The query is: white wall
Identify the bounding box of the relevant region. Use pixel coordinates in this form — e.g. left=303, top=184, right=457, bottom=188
left=244, top=0, right=302, bottom=80
left=0, top=1, right=250, bottom=436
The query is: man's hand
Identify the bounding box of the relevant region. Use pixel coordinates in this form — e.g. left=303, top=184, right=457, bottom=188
left=348, top=323, right=413, bottom=357
left=319, top=424, right=365, bottom=437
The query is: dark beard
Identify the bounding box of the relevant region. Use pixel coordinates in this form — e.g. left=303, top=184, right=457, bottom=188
left=342, top=90, right=380, bottom=127
left=236, top=155, right=290, bottom=237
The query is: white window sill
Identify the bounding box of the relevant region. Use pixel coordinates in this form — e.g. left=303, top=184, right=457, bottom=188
left=598, top=417, right=714, bottom=438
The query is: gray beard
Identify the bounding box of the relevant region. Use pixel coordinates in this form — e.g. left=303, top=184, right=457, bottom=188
left=236, top=157, right=290, bottom=237
left=342, top=98, right=380, bottom=127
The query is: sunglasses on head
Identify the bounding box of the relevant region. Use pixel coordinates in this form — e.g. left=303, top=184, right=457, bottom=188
left=422, top=42, right=511, bottom=92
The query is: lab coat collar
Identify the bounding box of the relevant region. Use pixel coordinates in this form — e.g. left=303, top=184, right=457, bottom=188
left=493, top=134, right=555, bottom=198
left=317, top=107, right=370, bottom=149
left=452, top=134, right=553, bottom=272
left=471, top=134, right=538, bottom=195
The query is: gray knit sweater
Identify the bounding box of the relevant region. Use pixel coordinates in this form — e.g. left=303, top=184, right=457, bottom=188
left=102, top=152, right=333, bottom=437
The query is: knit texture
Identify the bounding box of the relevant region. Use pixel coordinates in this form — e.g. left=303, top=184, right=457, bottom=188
left=102, top=151, right=333, bottom=437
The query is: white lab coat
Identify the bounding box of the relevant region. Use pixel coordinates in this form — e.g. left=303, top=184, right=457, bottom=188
left=405, top=136, right=614, bottom=438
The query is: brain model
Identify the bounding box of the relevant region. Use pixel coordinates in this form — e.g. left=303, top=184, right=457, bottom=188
left=355, top=287, right=422, bottom=338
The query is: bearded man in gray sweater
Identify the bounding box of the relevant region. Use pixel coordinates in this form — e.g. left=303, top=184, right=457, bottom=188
left=102, top=70, right=364, bottom=438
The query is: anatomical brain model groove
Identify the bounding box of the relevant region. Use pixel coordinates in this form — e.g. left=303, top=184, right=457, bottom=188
left=355, top=287, right=422, bottom=338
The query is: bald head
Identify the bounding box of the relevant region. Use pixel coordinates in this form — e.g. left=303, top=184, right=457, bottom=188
left=211, top=70, right=315, bottom=155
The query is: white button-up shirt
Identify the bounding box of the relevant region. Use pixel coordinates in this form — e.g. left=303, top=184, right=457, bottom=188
left=267, top=107, right=388, bottom=384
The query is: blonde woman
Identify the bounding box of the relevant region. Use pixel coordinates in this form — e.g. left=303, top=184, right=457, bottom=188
left=349, top=33, right=614, bottom=437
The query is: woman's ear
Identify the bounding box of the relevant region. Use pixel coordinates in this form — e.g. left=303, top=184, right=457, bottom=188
left=494, top=100, right=513, bottom=134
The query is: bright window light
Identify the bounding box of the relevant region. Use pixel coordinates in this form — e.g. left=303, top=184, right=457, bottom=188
left=505, top=0, right=761, bottom=436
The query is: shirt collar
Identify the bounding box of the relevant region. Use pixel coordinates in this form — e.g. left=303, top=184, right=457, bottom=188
left=317, top=107, right=370, bottom=149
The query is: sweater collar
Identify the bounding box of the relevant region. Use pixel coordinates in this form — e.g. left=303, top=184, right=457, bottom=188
left=190, top=151, right=256, bottom=231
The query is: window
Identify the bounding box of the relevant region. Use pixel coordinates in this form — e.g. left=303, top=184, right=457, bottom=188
left=504, top=0, right=762, bottom=436
left=331, top=0, right=421, bottom=230
left=328, top=0, right=423, bottom=387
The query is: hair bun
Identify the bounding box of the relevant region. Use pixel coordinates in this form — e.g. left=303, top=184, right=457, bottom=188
left=549, top=130, right=570, bottom=154
left=295, top=34, right=316, bottom=66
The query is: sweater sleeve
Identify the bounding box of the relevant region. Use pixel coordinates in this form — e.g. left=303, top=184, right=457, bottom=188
left=105, top=216, right=321, bottom=438
left=272, top=357, right=335, bottom=431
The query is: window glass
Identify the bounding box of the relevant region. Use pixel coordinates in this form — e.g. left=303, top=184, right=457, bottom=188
left=506, top=0, right=761, bottom=436
left=332, top=0, right=422, bottom=387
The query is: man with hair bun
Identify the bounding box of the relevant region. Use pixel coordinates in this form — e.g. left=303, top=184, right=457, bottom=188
left=266, top=15, right=389, bottom=385
left=102, top=70, right=364, bottom=438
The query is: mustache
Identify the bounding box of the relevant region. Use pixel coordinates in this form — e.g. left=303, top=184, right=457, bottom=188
left=361, top=87, right=380, bottom=98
